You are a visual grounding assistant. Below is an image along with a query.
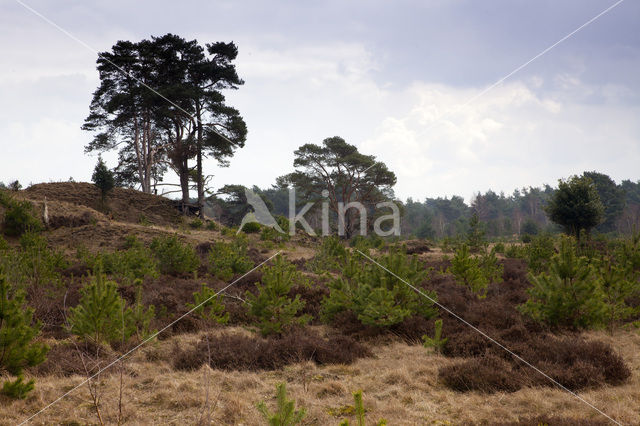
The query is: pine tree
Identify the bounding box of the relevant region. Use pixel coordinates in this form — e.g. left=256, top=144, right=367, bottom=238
left=187, top=283, right=229, bottom=324
left=245, top=255, right=309, bottom=336
left=449, top=244, right=489, bottom=298
left=322, top=250, right=437, bottom=327
left=92, top=156, right=115, bottom=202
left=68, top=265, right=135, bottom=345
left=596, top=256, right=639, bottom=333
left=422, top=319, right=448, bottom=353
left=257, top=382, right=306, bottom=426
left=520, top=236, right=607, bottom=328
left=0, top=272, right=49, bottom=398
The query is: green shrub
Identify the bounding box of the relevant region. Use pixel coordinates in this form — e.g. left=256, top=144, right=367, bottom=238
left=504, top=243, right=527, bottom=259
left=520, top=237, right=607, bottom=329
left=422, top=318, right=448, bottom=354
left=68, top=265, right=136, bottom=345
left=0, top=272, right=49, bottom=399
left=131, top=278, right=156, bottom=340
left=245, top=255, right=309, bottom=336
left=521, top=233, right=532, bottom=243
left=241, top=221, right=261, bottom=234
left=448, top=244, right=490, bottom=298
left=257, top=382, right=306, bottom=426
left=493, top=241, right=506, bottom=254
left=208, top=240, right=253, bottom=281
left=309, top=236, right=348, bottom=273
left=596, top=255, right=639, bottom=332
left=189, top=218, right=203, bottom=229
left=526, top=233, right=556, bottom=273
left=261, top=226, right=290, bottom=243
left=206, top=221, right=219, bottom=231
left=187, top=283, right=229, bottom=324
left=92, top=156, right=115, bottom=201
left=0, top=193, right=42, bottom=237
left=150, top=235, right=199, bottom=276
left=322, top=250, right=437, bottom=327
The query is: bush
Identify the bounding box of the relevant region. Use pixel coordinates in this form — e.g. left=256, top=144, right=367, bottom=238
left=0, top=192, right=42, bottom=237
left=245, top=255, right=310, bottom=336
left=92, top=245, right=159, bottom=284
left=526, top=233, right=556, bottom=273
left=439, top=354, right=524, bottom=393
left=448, top=244, right=492, bottom=298
left=205, top=221, right=219, bottom=231
left=257, top=383, right=306, bottom=426
left=0, top=272, right=49, bottom=399
left=68, top=265, right=135, bottom=345
left=309, top=236, right=348, bottom=274
left=208, top=240, right=253, bottom=281
left=241, top=221, right=261, bottom=234
left=261, top=225, right=290, bottom=243
left=150, top=235, right=199, bottom=276
left=322, top=250, right=437, bottom=327
left=189, top=218, right=203, bottom=229
left=187, top=283, right=229, bottom=324
left=92, top=156, right=114, bottom=201
left=520, top=236, right=607, bottom=329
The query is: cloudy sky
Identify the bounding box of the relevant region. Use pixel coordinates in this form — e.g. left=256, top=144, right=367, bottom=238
left=1, top=0, right=639, bottom=202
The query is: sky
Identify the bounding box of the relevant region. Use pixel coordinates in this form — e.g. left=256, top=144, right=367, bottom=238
left=1, top=0, right=639, bottom=202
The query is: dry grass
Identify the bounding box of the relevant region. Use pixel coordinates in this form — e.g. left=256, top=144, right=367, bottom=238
left=3, top=328, right=638, bottom=425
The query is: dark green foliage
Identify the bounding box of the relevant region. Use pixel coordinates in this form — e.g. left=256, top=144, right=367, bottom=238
left=82, top=243, right=159, bottom=284
left=131, top=279, right=156, bottom=340
left=245, top=256, right=309, bottom=336
left=521, top=219, right=539, bottom=236
left=520, top=237, right=607, bottom=328
left=596, top=255, right=639, bottom=332
left=241, top=221, right=261, bottom=234
left=322, top=250, right=437, bottom=327
left=526, top=233, right=556, bottom=273
left=187, top=283, right=229, bottom=324
left=150, top=235, right=199, bottom=276
left=422, top=319, right=448, bottom=353
left=92, top=156, right=115, bottom=200
left=583, top=171, right=626, bottom=233
left=449, top=244, right=502, bottom=298
left=208, top=240, right=253, bottom=281
left=309, top=236, right=348, bottom=274
left=189, top=218, right=203, bottom=229
left=0, top=192, right=43, bottom=237
left=466, top=212, right=485, bottom=252
left=0, top=273, right=49, bottom=398
left=545, top=175, right=604, bottom=239
left=205, top=221, right=219, bottom=231
left=257, top=383, right=306, bottom=426
left=68, top=266, right=135, bottom=345
left=1, top=374, right=34, bottom=399
left=261, top=226, right=290, bottom=243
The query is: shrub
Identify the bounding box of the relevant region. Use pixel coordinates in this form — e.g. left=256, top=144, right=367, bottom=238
left=241, top=221, right=261, bottom=234
left=467, top=212, right=486, bottom=252
left=189, top=218, right=203, bottom=229
left=208, top=240, right=253, bottom=281
left=245, top=255, right=310, bottom=336
left=68, top=265, right=135, bottom=345
left=257, top=383, right=306, bottom=426
left=448, top=244, right=489, bottom=298
left=98, top=245, right=159, bottom=284
left=422, top=318, right=447, bottom=354
left=439, top=354, right=524, bottom=393
left=0, top=193, right=42, bottom=237
left=92, top=156, right=114, bottom=201
left=520, top=236, right=607, bottom=329
left=0, top=272, right=49, bottom=398
left=596, top=255, right=639, bottom=332
left=339, top=390, right=387, bottom=426
left=16, top=231, right=67, bottom=288
left=187, top=283, right=229, bottom=324
left=322, top=250, right=437, bottom=327
left=150, top=235, right=199, bottom=276
left=526, top=233, right=556, bottom=273
left=309, top=236, right=348, bottom=273
left=261, top=226, right=290, bottom=243
left=521, top=233, right=532, bottom=243
left=131, top=279, right=156, bottom=340
left=205, top=221, right=219, bottom=231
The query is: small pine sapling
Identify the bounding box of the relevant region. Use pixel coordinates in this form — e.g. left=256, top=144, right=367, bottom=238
left=0, top=273, right=49, bottom=398
left=187, top=283, right=229, bottom=324
left=92, top=156, right=115, bottom=204
left=339, top=390, right=387, bottom=426
left=448, top=244, right=489, bottom=298
left=257, top=382, right=306, bottom=426
left=68, top=264, right=136, bottom=345
left=131, top=279, right=156, bottom=340
left=596, top=256, right=639, bottom=333
left=245, top=255, right=309, bottom=336
left=422, top=319, right=448, bottom=354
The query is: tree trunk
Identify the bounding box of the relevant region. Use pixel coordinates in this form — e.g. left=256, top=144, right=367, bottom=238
left=195, top=102, right=204, bottom=217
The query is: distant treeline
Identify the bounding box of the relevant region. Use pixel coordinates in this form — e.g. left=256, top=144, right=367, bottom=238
left=205, top=171, right=640, bottom=240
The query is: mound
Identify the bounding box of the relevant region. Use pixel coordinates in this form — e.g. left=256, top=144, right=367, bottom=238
left=24, top=182, right=181, bottom=227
